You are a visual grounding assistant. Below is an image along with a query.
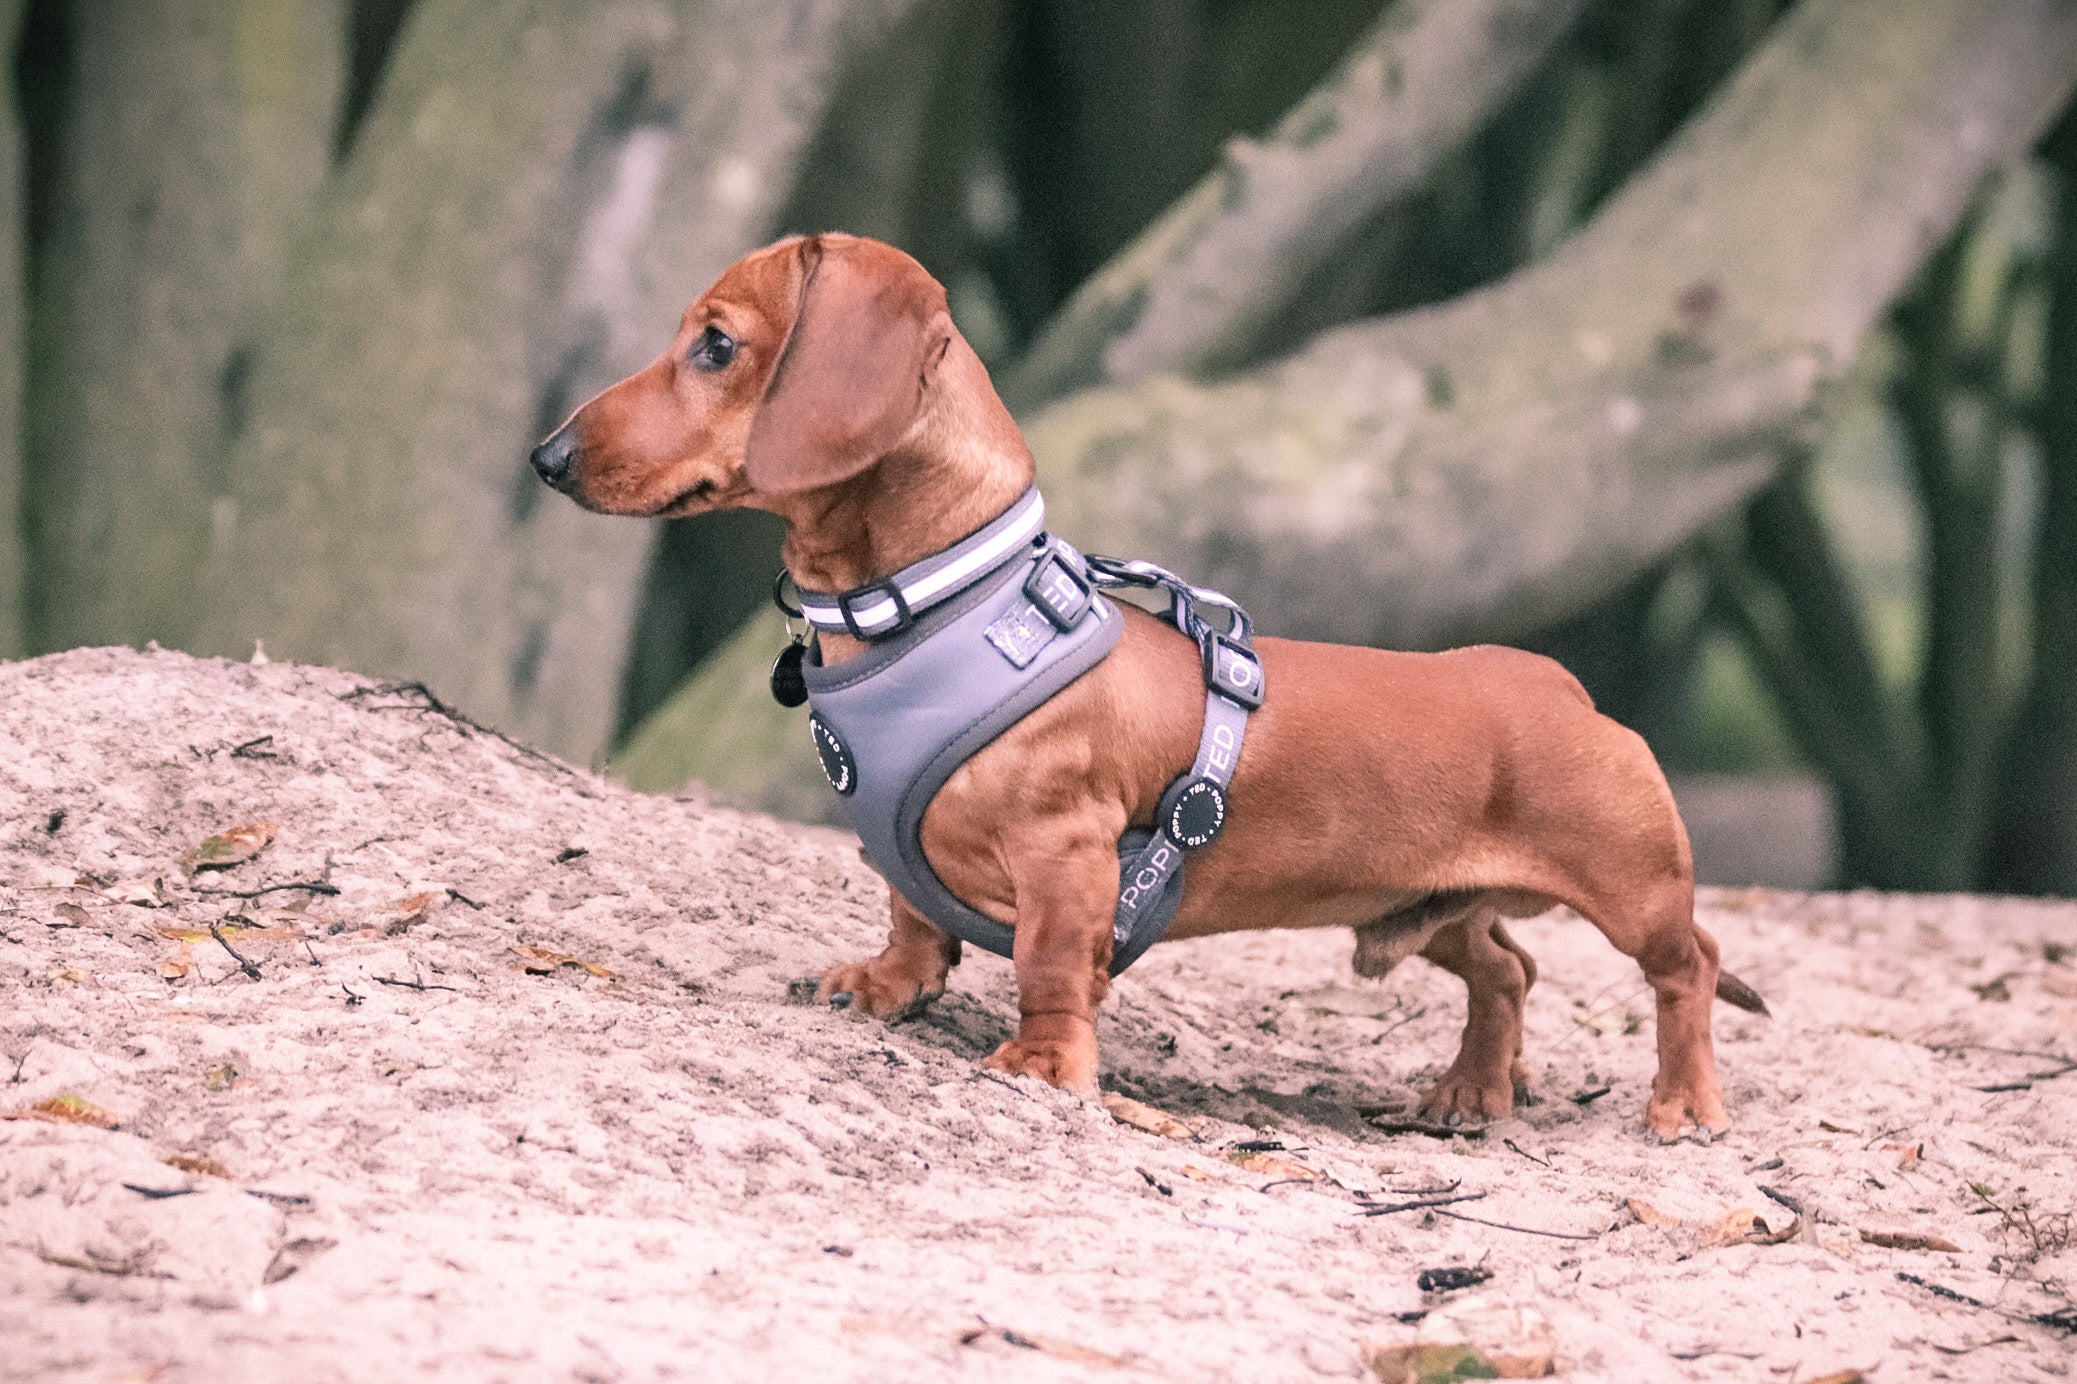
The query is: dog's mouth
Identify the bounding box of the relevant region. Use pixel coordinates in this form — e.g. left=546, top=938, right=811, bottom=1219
left=651, top=477, right=720, bottom=517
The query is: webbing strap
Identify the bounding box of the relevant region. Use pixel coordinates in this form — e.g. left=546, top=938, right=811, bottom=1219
left=1081, top=554, right=1264, bottom=973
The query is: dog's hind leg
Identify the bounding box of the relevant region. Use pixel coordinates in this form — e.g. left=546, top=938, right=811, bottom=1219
left=1413, top=903, right=1539, bottom=1125
left=816, top=891, right=960, bottom=1021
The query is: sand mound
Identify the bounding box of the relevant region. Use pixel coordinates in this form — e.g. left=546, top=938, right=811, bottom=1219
left=0, top=647, right=2071, bottom=1381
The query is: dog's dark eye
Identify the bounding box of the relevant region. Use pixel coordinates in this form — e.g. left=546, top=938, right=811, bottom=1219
left=689, top=325, right=736, bottom=372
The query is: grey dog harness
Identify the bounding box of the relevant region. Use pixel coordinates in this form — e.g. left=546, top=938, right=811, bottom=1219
left=788, top=487, right=1263, bottom=975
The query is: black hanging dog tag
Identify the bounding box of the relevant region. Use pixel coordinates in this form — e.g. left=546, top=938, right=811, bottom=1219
left=769, top=640, right=808, bottom=707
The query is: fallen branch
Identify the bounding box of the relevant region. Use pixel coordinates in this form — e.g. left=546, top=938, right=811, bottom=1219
left=340, top=681, right=573, bottom=776
left=207, top=921, right=261, bottom=981
left=192, top=879, right=339, bottom=900
left=1359, top=1191, right=1488, bottom=1218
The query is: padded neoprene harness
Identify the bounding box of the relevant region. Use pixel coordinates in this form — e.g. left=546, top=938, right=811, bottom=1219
left=774, top=486, right=1263, bottom=976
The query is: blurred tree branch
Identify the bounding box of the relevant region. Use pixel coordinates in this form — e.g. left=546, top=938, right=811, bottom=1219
left=1026, top=0, right=2077, bottom=655
left=1001, top=0, right=1592, bottom=411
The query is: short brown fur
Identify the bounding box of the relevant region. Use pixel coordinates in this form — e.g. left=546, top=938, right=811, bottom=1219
left=540, top=233, right=1760, bottom=1139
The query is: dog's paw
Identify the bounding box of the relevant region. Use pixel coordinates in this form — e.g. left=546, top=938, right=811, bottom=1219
left=813, top=959, right=942, bottom=1022
left=983, top=1036, right=1098, bottom=1095
left=1417, top=1070, right=1515, bottom=1127
left=1644, top=1083, right=1731, bottom=1142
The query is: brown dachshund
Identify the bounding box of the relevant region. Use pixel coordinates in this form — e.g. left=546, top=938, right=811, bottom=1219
left=532, top=232, right=1765, bottom=1140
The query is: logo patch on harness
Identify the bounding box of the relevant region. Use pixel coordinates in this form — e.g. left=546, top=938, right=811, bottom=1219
left=983, top=602, right=1056, bottom=669
left=809, top=712, right=856, bottom=795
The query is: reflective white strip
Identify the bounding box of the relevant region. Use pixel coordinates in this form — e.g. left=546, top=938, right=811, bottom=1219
left=801, top=490, right=1047, bottom=633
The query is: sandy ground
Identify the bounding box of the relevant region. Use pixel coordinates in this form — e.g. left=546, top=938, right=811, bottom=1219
left=0, top=646, right=2072, bottom=1383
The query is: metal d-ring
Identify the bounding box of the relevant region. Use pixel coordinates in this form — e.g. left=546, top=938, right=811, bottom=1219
left=771, top=569, right=804, bottom=619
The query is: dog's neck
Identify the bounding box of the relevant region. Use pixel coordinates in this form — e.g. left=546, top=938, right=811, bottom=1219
left=774, top=337, right=1032, bottom=662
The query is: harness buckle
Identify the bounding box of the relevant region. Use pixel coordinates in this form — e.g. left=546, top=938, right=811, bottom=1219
left=1203, top=633, right=1264, bottom=709
left=1023, top=546, right=1093, bottom=631
left=836, top=579, right=912, bottom=639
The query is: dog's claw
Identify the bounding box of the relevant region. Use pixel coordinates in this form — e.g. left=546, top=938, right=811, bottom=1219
left=1443, top=1111, right=1463, bottom=1128
left=828, top=991, right=853, bottom=1011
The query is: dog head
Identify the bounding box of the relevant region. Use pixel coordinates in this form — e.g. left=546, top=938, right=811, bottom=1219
left=529, top=233, right=955, bottom=516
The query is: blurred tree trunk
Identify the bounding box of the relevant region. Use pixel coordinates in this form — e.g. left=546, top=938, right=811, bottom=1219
left=0, top=0, right=24, bottom=658
left=617, top=0, right=967, bottom=738
left=185, top=0, right=913, bottom=761
left=616, top=0, right=2077, bottom=813
left=1985, top=110, right=2077, bottom=896
left=21, top=2, right=344, bottom=654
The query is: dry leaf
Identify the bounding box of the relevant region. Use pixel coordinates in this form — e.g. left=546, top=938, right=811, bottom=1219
left=1818, top=1118, right=1861, bottom=1135
left=1230, top=1150, right=1323, bottom=1181
left=1860, top=1229, right=1961, bottom=1252
left=1881, top=1142, right=1923, bottom=1167
left=203, top=1064, right=239, bottom=1092
left=1627, top=1197, right=1684, bottom=1230
left=161, top=1151, right=229, bottom=1178
left=157, top=946, right=194, bottom=980
left=155, top=916, right=299, bottom=945
left=1701, top=1207, right=1761, bottom=1246
left=101, top=878, right=167, bottom=907
left=1177, top=1164, right=1228, bottom=1183
left=1804, top=1372, right=1866, bottom=1384
left=4, top=1093, right=118, bottom=1128
left=367, top=890, right=440, bottom=935
left=1102, top=1092, right=1196, bottom=1139
left=47, top=966, right=88, bottom=984
left=180, top=821, right=278, bottom=874
left=50, top=901, right=92, bottom=928
left=510, top=943, right=612, bottom=978
left=262, top=1236, right=336, bottom=1285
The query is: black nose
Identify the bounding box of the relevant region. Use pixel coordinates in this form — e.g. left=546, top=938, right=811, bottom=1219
left=530, top=429, right=579, bottom=492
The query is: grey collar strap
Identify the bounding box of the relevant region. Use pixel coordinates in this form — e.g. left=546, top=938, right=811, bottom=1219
left=797, top=486, right=1047, bottom=639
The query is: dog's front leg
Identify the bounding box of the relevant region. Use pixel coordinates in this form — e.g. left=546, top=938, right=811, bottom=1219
left=981, top=833, right=1119, bottom=1094
left=816, top=891, right=959, bottom=1021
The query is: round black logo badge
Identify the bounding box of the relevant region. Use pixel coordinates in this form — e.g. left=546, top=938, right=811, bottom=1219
left=809, top=712, right=856, bottom=795
left=1165, top=777, right=1226, bottom=849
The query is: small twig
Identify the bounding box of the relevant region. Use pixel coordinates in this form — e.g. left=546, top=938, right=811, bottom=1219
left=341, top=983, right=363, bottom=1007
left=121, top=1183, right=197, bottom=1200
left=1504, top=1138, right=1552, bottom=1168
left=1430, top=1208, right=1600, bottom=1241
left=7, top=1048, right=29, bottom=1085
left=230, top=735, right=278, bottom=759
left=1898, top=1271, right=1991, bottom=1309
left=1359, top=1191, right=1488, bottom=1218
left=1760, top=1185, right=1806, bottom=1216
left=1570, top=1085, right=1614, bottom=1106
left=1977, top=1081, right=2033, bottom=1093
left=192, top=880, right=340, bottom=900
left=445, top=888, right=485, bottom=910
left=339, top=680, right=574, bottom=775
left=1257, top=1178, right=1318, bottom=1192
left=208, top=922, right=262, bottom=981
left=1368, top=1117, right=1486, bottom=1140
left=302, top=940, right=322, bottom=967
left=372, top=968, right=457, bottom=993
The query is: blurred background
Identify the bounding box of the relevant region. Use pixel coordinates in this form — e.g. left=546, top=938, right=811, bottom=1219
left=1, top=0, right=2073, bottom=895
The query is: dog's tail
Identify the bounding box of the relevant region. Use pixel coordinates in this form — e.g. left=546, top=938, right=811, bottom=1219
left=1715, top=969, right=1770, bottom=1016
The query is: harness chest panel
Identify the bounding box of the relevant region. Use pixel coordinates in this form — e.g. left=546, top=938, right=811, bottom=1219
left=800, top=548, right=1124, bottom=960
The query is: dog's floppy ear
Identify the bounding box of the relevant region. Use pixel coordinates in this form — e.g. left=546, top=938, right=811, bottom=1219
left=745, top=235, right=951, bottom=495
